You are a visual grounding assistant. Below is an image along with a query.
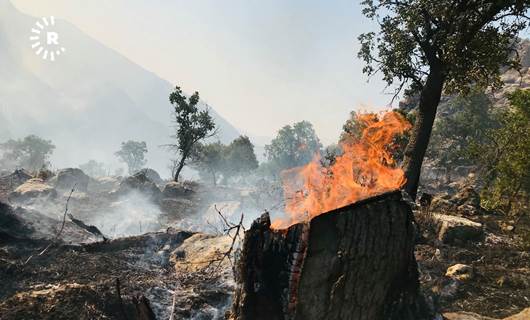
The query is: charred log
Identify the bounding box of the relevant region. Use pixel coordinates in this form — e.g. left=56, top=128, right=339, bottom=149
left=231, top=191, right=433, bottom=320
left=68, top=214, right=108, bottom=241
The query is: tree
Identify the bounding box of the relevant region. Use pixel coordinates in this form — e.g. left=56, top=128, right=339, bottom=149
left=115, top=140, right=148, bottom=175
left=168, top=86, right=216, bottom=181
left=224, top=135, right=259, bottom=180
left=359, top=0, right=530, bottom=199
left=469, top=89, right=530, bottom=215
left=191, top=141, right=226, bottom=185
left=79, top=160, right=107, bottom=178
left=427, top=91, right=498, bottom=179
left=340, top=111, right=365, bottom=143
left=192, top=136, right=259, bottom=185
left=264, top=121, right=322, bottom=174
left=0, top=135, right=55, bottom=171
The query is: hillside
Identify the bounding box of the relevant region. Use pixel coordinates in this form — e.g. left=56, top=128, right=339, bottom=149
left=0, top=0, right=240, bottom=176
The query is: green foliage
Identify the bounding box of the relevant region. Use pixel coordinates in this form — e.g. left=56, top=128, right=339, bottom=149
left=470, top=89, right=530, bottom=215
left=264, top=121, right=322, bottom=174
left=340, top=111, right=365, bottom=143
left=358, top=0, right=529, bottom=96
left=0, top=135, right=55, bottom=171
left=191, top=136, right=259, bottom=185
left=169, top=86, right=216, bottom=181
left=115, top=140, right=148, bottom=175
left=191, top=141, right=225, bottom=185
left=79, top=160, right=107, bottom=178
left=428, top=92, right=498, bottom=171
left=224, top=136, right=259, bottom=179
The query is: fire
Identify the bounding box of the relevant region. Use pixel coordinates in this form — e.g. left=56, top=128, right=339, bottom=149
left=272, top=111, right=411, bottom=229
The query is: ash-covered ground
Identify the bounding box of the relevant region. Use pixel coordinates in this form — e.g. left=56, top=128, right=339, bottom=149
left=0, top=167, right=528, bottom=320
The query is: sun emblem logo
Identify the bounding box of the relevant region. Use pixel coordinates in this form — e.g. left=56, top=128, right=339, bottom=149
left=29, top=16, right=66, bottom=62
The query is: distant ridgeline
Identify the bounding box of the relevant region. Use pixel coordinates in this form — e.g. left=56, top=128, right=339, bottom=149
left=0, top=0, right=240, bottom=175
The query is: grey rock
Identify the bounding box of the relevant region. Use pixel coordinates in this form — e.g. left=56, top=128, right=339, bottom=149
left=433, top=214, right=484, bottom=244
left=54, top=168, right=90, bottom=191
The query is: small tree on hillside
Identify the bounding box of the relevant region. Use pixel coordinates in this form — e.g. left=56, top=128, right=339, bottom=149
left=191, top=141, right=226, bottom=185
left=224, top=135, right=259, bottom=181
left=79, top=159, right=107, bottom=178
left=0, top=135, right=55, bottom=171
left=115, top=140, right=147, bottom=175
left=427, top=91, right=499, bottom=179
left=169, top=86, right=216, bottom=181
left=264, top=121, right=322, bottom=174
left=470, top=89, right=530, bottom=215
left=359, top=0, right=530, bottom=199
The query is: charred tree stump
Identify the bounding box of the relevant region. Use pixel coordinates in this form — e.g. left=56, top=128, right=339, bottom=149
left=231, top=191, right=432, bottom=320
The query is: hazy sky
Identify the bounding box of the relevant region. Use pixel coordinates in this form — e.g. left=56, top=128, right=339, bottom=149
left=11, top=0, right=396, bottom=144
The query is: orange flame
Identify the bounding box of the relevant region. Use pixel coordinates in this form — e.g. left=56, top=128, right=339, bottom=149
left=272, top=111, right=411, bottom=229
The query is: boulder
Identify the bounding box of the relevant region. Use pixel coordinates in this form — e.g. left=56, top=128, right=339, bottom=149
left=136, top=168, right=163, bottom=185
left=89, top=176, right=121, bottom=193
left=54, top=168, right=90, bottom=191
left=433, top=214, right=484, bottom=244
left=446, top=264, right=474, bottom=281
left=116, top=171, right=162, bottom=202
left=443, top=312, right=496, bottom=320
left=0, top=169, right=32, bottom=189
left=505, top=308, right=530, bottom=320
left=170, top=233, right=232, bottom=273
left=8, top=178, right=57, bottom=203
left=162, top=181, right=195, bottom=199
left=0, top=200, right=97, bottom=242
left=443, top=308, right=530, bottom=320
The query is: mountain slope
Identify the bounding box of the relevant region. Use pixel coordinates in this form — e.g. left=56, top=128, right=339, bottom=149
left=0, top=0, right=240, bottom=176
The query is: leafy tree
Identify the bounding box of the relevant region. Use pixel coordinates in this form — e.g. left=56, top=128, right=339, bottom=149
left=427, top=91, right=498, bottom=177
left=0, top=135, right=55, bottom=171
left=191, top=141, right=226, bottom=185
left=79, top=160, right=107, bottom=178
left=340, top=111, right=366, bottom=143
left=359, top=0, right=530, bottom=199
left=192, top=136, right=259, bottom=185
left=115, top=140, right=148, bottom=175
left=264, top=121, right=322, bottom=173
left=168, top=86, right=216, bottom=181
left=469, top=89, right=530, bottom=215
left=224, top=135, right=259, bottom=180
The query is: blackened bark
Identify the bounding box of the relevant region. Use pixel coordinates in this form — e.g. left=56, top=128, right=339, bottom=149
left=132, top=295, right=157, bottom=320
left=231, top=191, right=433, bottom=320
left=403, top=67, right=445, bottom=200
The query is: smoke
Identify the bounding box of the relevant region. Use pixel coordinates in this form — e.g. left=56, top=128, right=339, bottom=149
left=92, top=190, right=163, bottom=238
left=12, top=189, right=164, bottom=241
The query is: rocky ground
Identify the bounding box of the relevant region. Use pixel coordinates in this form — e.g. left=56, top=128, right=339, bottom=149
left=0, top=168, right=528, bottom=319
left=415, top=178, right=530, bottom=319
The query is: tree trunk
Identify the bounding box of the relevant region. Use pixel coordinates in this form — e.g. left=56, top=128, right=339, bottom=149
left=230, top=191, right=433, bottom=320
left=173, top=154, right=187, bottom=182
left=403, top=67, right=445, bottom=200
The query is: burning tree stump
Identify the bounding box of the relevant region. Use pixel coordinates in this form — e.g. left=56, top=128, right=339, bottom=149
left=230, top=191, right=432, bottom=320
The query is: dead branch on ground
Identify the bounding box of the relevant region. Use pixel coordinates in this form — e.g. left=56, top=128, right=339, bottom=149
left=23, top=184, right=76, bottom=265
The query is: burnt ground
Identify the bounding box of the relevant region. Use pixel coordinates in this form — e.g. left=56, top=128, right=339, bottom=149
left=0, top=171, right=528, bottom=319
left=0, top=231, right=234, bottom=320
left=416, top=213, right=530, bottom=318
